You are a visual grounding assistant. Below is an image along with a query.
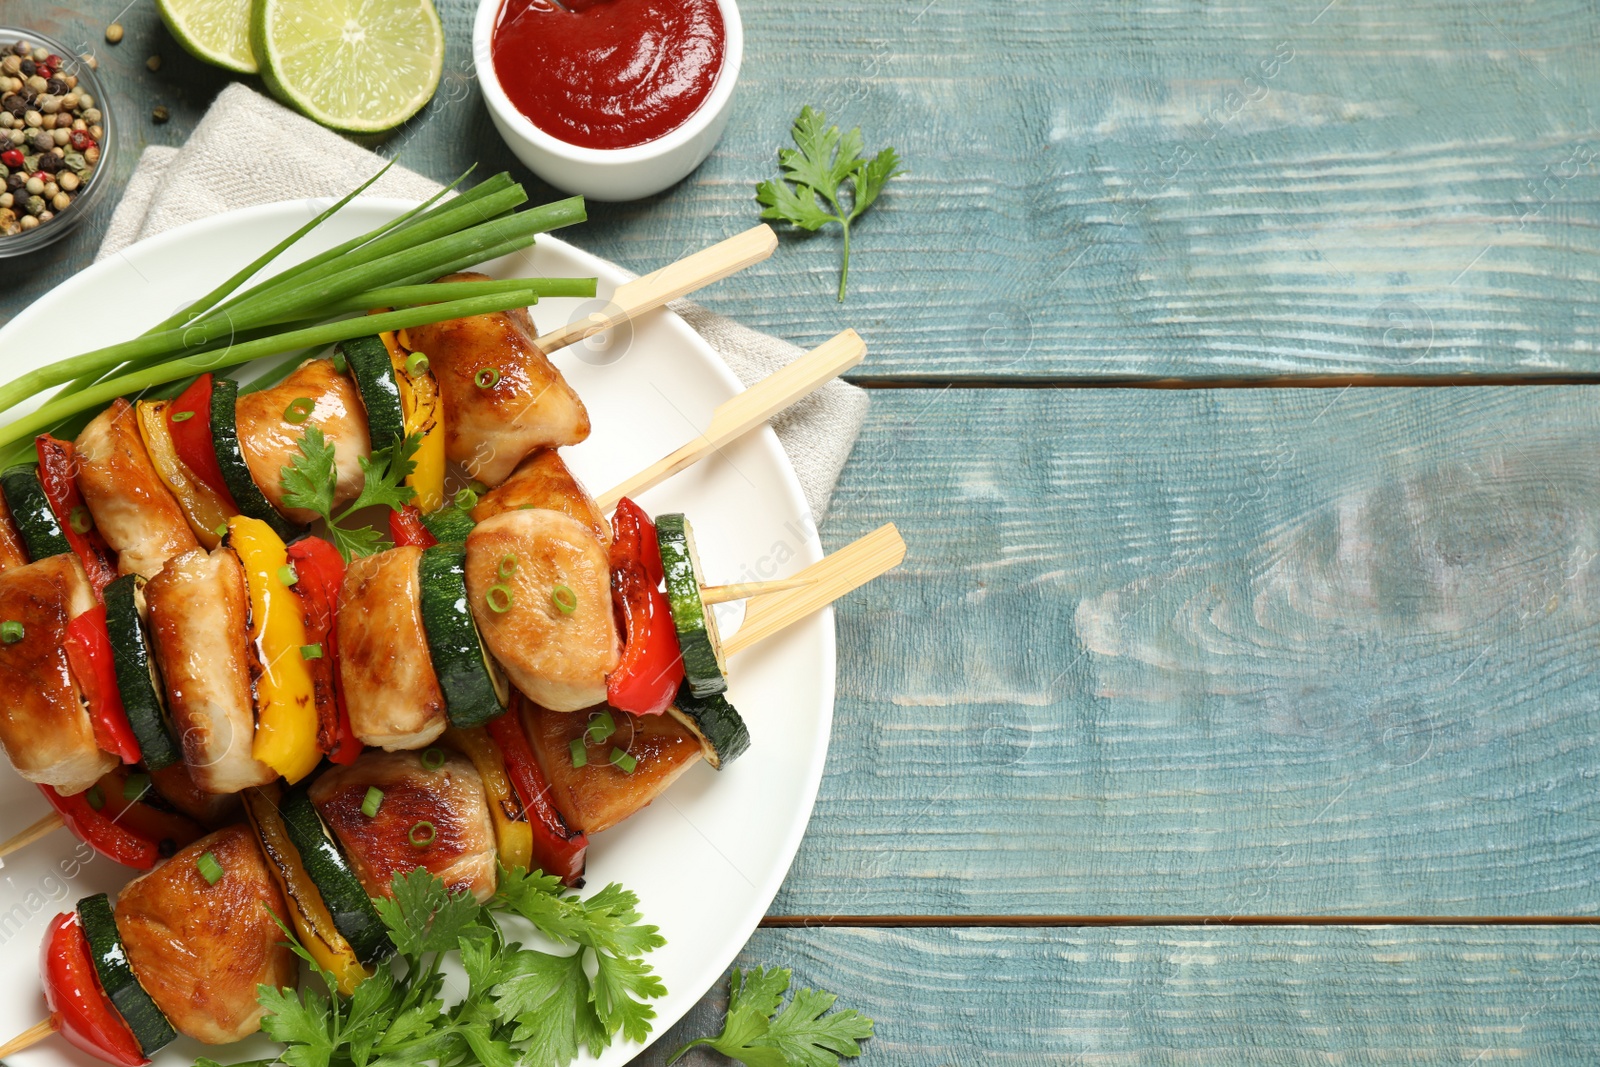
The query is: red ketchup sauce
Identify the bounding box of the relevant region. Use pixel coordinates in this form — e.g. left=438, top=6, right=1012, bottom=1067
left=492, top=0, right=726, bottom=150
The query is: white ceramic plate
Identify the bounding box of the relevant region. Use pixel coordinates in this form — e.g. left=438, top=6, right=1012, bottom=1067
left=0, top=199, right=834, bottom=1067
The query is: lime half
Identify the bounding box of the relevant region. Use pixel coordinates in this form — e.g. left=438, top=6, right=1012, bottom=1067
left=252, top=0, right=443, bottom=134
left=156, top=0, right=257, bottom=73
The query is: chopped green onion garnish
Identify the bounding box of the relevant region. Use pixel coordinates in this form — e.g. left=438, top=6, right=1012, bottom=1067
left=469, top=480, right=488, bottom=495
left=169, top=409, right=195, bottom=423
left=300, top=643, right=323, bottom=660
left=68, top=506, right=92, bottom=534
left=0, top=620, right=23, bottom=644
left=409, top=820, right=436, bottom=847
left=215, top=523, right=229, bottom=539
left=498, top=552, right=518, bottom=579
left=486, top=583, right=514, bottom=614
left=278, top=563, right=298, bottom=587
left=84, top=784, right=104, bottom=810
left=587, top=709, right=615, bottom=745
left=122, top=773, right=150, bottom=801
left=569, top=737, right=588, bottom=768
left=454, top=486, right=479, bottom=510
left=196, top=851, right=224, bottom=884
left=609, top=747, right=637, bottom=774
left=331, top=351, right=348, bottom=375
left=361, top=786, right=383, bottom=818
left=284, top=397, right=316, bottom=424
left=551, top=584, right=577, bottom=615
left=474, top=367, right=500, bottom=389
left=421, top=747, right=446, bottom=771
left=405, top=351, right=430, bottom=377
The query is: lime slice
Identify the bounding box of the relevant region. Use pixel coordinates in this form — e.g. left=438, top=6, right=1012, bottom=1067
left=252, top=0, right=443, bottom=134
left=155, top=0, right=257, bottom=74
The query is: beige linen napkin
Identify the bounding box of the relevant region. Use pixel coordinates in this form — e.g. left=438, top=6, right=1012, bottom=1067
left=98, top=84, right=867, bottom=522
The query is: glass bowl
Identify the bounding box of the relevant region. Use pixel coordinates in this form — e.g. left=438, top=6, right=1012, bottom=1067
left=0, top=27, right=117, bottom=257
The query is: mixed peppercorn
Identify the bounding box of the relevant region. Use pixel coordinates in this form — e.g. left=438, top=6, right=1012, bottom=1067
left=0, top=39, right=103, bottom=237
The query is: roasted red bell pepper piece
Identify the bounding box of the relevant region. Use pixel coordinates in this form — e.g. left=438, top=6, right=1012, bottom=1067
left=611, top=496, right=663, bottom=587
left=39, top=783, right=165, bottom=870
left=388, top=504, right=438, bottom=548
left=606, top=564, right=683, bottom=716
left=487, top=703, right=588, bottom=885
left=35, top=434, right=117, bottom=598
left=606, top=498, right=682, bottom=716
left=287, top=536, right=361, bottom=764
left=93, top=766, right=205, bottom=852
left=63, top=606, right=142, bottom=765
left=42, top=910, right=148, bottom=1067
left=167, top=374, right=236, bottom=504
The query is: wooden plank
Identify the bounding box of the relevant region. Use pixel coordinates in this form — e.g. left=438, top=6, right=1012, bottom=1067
left=13, top=2, right=1600, bottom=380
left=635, top=926, right=1600, bottom=1064
left=744, top=386, right=1600, bottom=916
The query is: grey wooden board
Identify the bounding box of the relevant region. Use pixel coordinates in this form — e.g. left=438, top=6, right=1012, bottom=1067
left=7, top=2, right=1600, bottom=379
left=754, top=385, right=1600, bottom=916
left=636, top=926, right=1600, bottom=1065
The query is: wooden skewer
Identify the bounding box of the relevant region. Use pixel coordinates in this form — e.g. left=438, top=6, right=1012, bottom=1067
left=723, top=524, right=906, bottom=658
left=0, top=1017, right=54, bottom=1058
left=699, top=576, right=816, bottom=606
left=533, top=224, right=778, bottom=356
left=597, top=328, right=867, bottom=511
left=0, top=810, right=64, bottom=858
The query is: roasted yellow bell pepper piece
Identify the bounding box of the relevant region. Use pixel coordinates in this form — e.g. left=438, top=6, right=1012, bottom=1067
left=242, top=786, right=371, bottom=994
left=136, top=399, right=233, bottom=549
left=380, top=327, right=446, bottom=513
left=230, top=515, right=320, bottom=783
left=442, top=725, right=533, bottom=872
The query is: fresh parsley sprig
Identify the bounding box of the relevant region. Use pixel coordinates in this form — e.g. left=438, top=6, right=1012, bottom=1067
left=492, top=865, right=667, bottom=1050
left=757, top=106, right=904, bottom=302
left=213, top=866, right=667, bottom=1067
left=279, top=426, right=421, bottom=561
left=668, top=966, right=874, bottom=1067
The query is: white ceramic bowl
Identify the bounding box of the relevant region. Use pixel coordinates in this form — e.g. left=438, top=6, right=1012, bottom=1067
left=473, top=0, right=742, bottom=202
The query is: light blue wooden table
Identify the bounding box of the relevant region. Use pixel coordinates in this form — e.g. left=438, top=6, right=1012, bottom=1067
left=8, top=0, right=1600, bottom=1060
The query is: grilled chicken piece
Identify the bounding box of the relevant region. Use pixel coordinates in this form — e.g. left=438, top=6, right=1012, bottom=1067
left=116, top=825, right=297, bottom=1044
left=338, top=547, right=446, bottom=750
left=150, top=762, right=241, bottom=828
left=75, top=398, right=199, bottom=578
left=0, top=555, right=114, bottom=794
left=311, top=749, right=498, bottom=903
left=0, top=489, right=31, bottom=574
left=472, top=448, right=612, bottom=551
left=406, top=273, right=590, bottom=485
left=465, top=510, right=619, bottom=712
left=145, top=547, right=276, bottom=794
left=236, top=359, right=371, bottom=524
left=524, top=701, right=703, bottom=834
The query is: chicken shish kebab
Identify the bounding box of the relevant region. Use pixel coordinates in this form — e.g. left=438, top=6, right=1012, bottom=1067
left=0, top=321, right=877, bottom=875
left=23, top=759, right=470, bottom=1063
left=19, top=707, right=719, bottom=1066
left=0, top=484, right=863, bottom=872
